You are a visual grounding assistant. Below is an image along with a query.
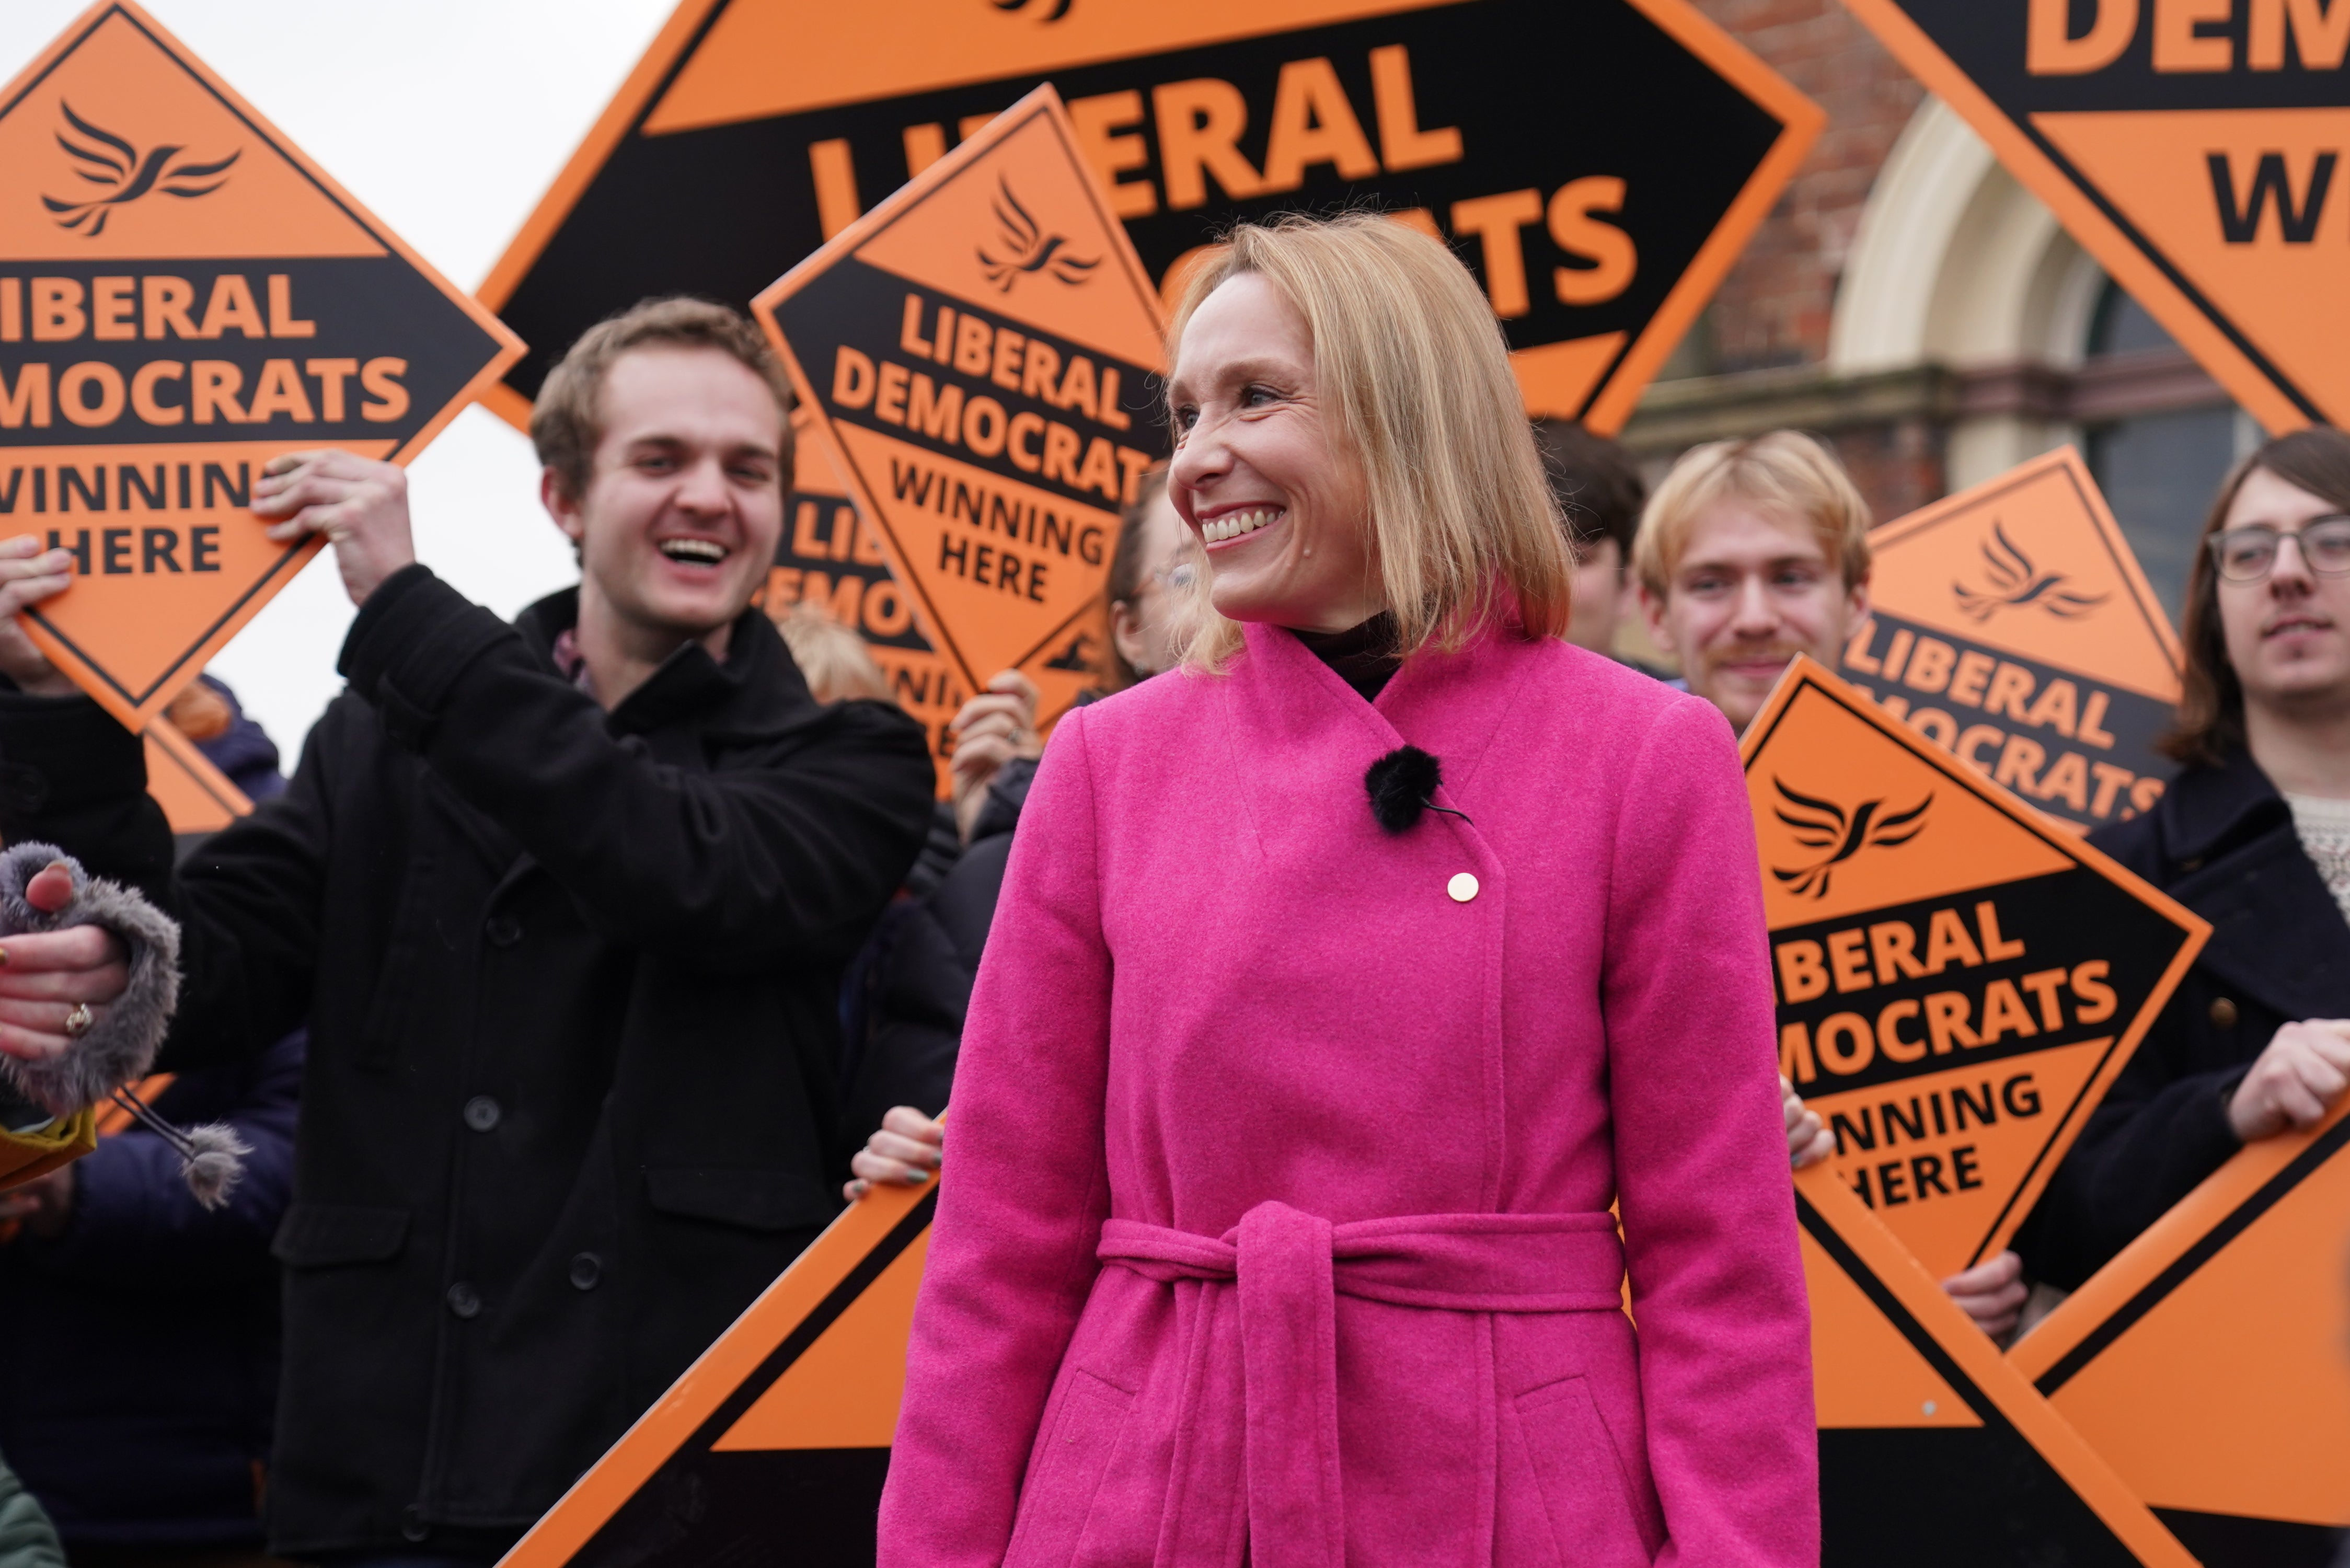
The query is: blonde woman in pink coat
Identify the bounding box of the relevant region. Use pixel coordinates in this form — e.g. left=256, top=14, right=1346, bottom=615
left=877, top=214, right=1816, bottom=1568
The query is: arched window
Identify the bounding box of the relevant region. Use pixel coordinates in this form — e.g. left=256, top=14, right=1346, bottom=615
left=2080, top=280, right=2256, bottom=622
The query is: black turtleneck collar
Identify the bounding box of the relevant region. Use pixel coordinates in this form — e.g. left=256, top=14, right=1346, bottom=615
left=1289, top=612, right=1402, bottom=701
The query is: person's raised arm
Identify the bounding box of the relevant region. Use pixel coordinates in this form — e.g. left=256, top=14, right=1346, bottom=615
left=1604, top=696, right=1817, bottom=1568
left=878, top=710, right=1112, bottom=1568
left=258, top=448, right=934, bottom=966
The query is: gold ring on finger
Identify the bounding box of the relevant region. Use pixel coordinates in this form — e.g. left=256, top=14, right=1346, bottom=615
left=63, top=1002, right=93, bottom=1039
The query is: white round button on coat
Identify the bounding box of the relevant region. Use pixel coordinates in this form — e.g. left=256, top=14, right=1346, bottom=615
left=1447, top=872, right=1479, bottom=903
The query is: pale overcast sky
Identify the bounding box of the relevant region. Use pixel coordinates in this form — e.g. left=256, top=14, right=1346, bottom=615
left=0, top=0, right=676, bottom=756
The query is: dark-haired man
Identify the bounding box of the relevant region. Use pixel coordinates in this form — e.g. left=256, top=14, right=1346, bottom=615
left=0, top=298, right=936, bottom=1564
left=1534, top=419, right=1646, bottom=659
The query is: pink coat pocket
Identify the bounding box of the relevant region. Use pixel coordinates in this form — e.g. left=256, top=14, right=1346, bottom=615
left=1513, top=1374, right=1664, bottom=1567
left=1003, top=1370, right=1136, bottom=1568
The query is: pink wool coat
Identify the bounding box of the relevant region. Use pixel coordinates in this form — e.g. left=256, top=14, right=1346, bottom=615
left=880, top=617, right=1816, bottom=1568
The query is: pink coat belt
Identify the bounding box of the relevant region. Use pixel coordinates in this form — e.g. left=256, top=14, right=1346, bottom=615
left=1096, top=1202, right=1626, bottom=1568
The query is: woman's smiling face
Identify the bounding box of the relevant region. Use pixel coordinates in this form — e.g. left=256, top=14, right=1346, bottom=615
left=1165, top=272, right=1383, bottom=634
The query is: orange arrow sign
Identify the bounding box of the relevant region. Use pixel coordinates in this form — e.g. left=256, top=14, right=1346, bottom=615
left=0, top=2, right=524, bottom=730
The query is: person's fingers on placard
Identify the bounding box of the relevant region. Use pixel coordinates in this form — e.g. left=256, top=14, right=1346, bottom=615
left=0, top=538, right=79, bottom=694
left=1941, top=1251, right=2026, bottom=1336
left=2279, top=1049, right=2340, bottom=1129
left=2299, top=1018, right=2350, bottom=1068
left=848, top=1145, right=932, bottom=1189
left=948, top=693, right=1030, bottom=745
left=881, top=1102, right=942, bottom=1139
left=1792, top=1116, right=1835, bottom=1170
left=983, top=669, right=1042, bottom=745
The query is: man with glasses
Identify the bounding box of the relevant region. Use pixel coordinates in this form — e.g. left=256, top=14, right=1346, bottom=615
left=2020, top=429, right=2350, bottom=1295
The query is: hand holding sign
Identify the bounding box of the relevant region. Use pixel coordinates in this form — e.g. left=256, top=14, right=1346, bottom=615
left=2226, top=1019, right=2350, bottom=1143
left=251, top=449, right=415, bottom=606
left=0, top=536, right=79, bottom=696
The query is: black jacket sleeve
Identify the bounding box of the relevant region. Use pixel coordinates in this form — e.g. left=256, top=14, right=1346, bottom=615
left=2021, top=1001, right=2250, bottom=1289
left=339, top=567, right=935, bottom=969
left=0, top=690, right=174, bottom=895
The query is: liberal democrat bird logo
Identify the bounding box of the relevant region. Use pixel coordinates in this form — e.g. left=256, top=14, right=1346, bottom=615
left=977, top=178, right=1098, bottom=292
left=43, top=102, right=239, bottom=238
left=1953, top=522, right=2108, bottom=625
left=992, top=0, right=1073, bottom=20
left=1770, top=779, right=1931, bottom=899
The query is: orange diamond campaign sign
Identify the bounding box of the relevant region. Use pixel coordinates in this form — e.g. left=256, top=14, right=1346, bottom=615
left=1743, top=657, right=2206, bottom=1279
left=498, top=1177, right=936, bottom=1568
left=1842, top=0, right=2350, bottom=433
left=1843, top=448, right=2183, bottom=833
left=481, top=0, right=1820, bottom=433
left=0, top=2, right=524, bottom=730
left=768, top=413, right=978, bottom=793
left=2011, top=1097, right=2350, bottom=1564
left=754, top=86, right=1161, bottom=711
left=1795, top=1163, right=2200, bottom=1566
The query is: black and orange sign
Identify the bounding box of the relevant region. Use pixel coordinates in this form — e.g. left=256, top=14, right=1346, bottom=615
left=753, top=86, right=1154, bottom=716
left=768, top=415, right=985, bottom=795
left=499, top=1178, right=935, bottom=1568
left=2010, top=1098, right=2350, bottom=1565
left=1845, top=447, right=2183, bottom=833
left=143, top=714, right=251, bottom=835
left=0, top=2, right=524, bottom=730
left=478, top=0, right=1821, bottom=432
left=1744, top=657, right=2206, bottom=1279
left=1796, top=1162, right=2200, bottom=1566
left=1842, top=0, right=2349, bottom=433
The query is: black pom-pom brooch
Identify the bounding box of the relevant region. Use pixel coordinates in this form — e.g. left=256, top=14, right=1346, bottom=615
left=1364, top=745, right=1472, bottom=833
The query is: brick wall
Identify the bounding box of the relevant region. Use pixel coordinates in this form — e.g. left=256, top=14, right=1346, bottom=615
left=1691, top=0, right=1925, bottom=375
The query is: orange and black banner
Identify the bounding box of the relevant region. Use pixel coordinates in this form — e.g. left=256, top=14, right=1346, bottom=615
left=2011, top=1098, right=2350, bottom=1565
left=1842, top=0, right=2350, bottom=434
left=1744, top=656, right=2207, bottom=1279
left=479, top=0, right=1821, bottom=432
left=500, top=1181, right=936, bottom=1568
left=0, top=2, right=523, bottom=730
left=1798, top=1163, right=2199, bottom=1566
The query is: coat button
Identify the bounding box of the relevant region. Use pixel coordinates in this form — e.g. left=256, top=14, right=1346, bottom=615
left=446, top=1282, right=481, bottom=1319
left=569, top=1252, right=603, bottom=1291
left=485, top=915, right=522, bottom=948
left=1447, top=872, right=1479, bottom=903
left=463, top=1096, right=502, bottom=1133
left=2210, top=997, right=2239, bottom=1029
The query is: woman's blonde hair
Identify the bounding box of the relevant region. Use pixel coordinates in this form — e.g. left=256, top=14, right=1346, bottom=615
left=1632, top=431, right=1873, bottom=598
left=1165, top=213, right=1574, bottom=670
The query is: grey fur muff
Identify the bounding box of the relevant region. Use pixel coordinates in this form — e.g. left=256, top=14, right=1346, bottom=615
left=0, top=841, right=179, bottom=1116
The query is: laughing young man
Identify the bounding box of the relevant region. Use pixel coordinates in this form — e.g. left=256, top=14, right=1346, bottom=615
left=0, top=299, right=936, bottom=1565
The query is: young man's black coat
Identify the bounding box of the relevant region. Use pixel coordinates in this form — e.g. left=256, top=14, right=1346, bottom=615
left=0, top=566, right=936, bottom=1559
left=2024, top=747, right=2350, bottom=1288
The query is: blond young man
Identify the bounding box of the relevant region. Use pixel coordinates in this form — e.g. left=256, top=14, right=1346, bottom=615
left=1633, top=432, right=2030, bottom=1334
left=1634, top=430, right=1873, bottom=735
